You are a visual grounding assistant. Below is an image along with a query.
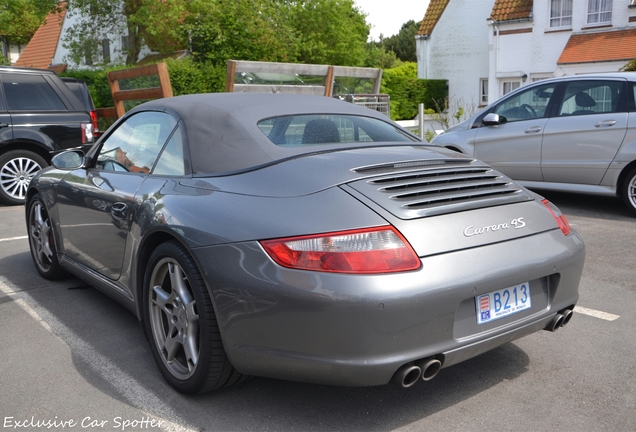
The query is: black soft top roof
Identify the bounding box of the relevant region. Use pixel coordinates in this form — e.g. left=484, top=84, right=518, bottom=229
left=129, top=93, right=412, bottom=175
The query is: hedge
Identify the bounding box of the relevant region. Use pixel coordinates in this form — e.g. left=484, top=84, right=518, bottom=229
left=381, top=62, right=447, bottom=121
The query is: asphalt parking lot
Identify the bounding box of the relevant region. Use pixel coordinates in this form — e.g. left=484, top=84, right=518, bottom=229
left=0, top=191, right=634, bottom=432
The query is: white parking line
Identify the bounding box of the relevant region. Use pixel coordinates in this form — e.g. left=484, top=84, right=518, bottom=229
left=0, top=236, right=27, bottom=242
left=0, top=280, right=198, bottom=432
left=574, top=306, right=620, bottom=321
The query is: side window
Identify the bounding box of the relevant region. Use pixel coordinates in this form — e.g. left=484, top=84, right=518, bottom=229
left=493, top=83, right=557, bottom=123
left=1, top=73, right=67, bottom=111
left=95, top=112, right=177, bottom=174
left=557, top=80, right=623, bottom=116
left=630, top=83, right=636, bottom=112
left=153, top=125, right=186, bottom=176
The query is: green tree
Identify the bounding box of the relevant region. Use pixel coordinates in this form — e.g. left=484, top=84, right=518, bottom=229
left=186, top=0, right=370, bottom=67
left=364, top=41, right=400, bottom=69
left=186, top=0, right=297, bottom=65
left=621, top=59, right=636, bottom=72
left=381, top=20, right=420, bottom=63
left=62, top=0, right=369, bottom=67
left=0, top=0, right=57, bottom=50
left=288, top=0, right=370, bottom=66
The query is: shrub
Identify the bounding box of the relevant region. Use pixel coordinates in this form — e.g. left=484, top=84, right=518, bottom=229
left=381, top=62, right=447, bottom=121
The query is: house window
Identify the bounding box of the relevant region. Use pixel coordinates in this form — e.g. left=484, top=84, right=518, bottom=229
left=550, top=0, right=573, bottom=28
left=480, top=78, right=488, bottom=105
left=501, top=80, right=521, bottom=96
left=102, top=39, right=110, bottom=63
left=84, top=46, right=93, bottom=66
left=587, top=0, right=612, bottom=24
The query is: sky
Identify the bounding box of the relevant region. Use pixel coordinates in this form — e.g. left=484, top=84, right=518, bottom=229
left=355, top=0, right=431, bottom=40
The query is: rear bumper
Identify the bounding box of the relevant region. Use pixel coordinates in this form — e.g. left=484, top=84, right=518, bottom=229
left=193, top=229, right=585, bottom=387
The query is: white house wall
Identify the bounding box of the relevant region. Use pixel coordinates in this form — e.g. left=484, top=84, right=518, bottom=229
left=416, top=1, right=492, bottom=112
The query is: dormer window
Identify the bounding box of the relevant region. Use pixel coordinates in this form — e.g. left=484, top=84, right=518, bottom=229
left=587, top=0, right=612, bottom=25
left=550, top=0, right=573, bottom=28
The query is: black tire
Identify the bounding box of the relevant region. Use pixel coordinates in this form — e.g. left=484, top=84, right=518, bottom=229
left=621, top=167, right=636, bottom=216
left=143, top=241, right=246, bottom=394
left=27, top=193, right=66, bottom=280
left=0, top=150, right=48, bottom=205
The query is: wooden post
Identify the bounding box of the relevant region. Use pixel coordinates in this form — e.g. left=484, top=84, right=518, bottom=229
left=225, top=60, right=237, bottom=92
left=324, top=66, right=334, bottom=96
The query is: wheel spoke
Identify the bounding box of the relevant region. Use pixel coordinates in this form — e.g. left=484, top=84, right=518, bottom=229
left=152, top=284, right=173, bottom=312
left=183, top=301, right=199, bottom=369
left=163, top=334, right=182, bottom=363
left=168, top=263, right=194, bottom=305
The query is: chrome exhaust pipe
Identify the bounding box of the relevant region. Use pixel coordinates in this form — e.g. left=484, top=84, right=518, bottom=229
left=560, top=309, right=574, bottom=328
left=416, top=358, right=442, bottom=381
left=545, top=313, right=565, bottom=332
left=391, top=364, right=422, bottom=388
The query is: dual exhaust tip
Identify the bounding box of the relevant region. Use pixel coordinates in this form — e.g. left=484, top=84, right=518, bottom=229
left=544, top=307, right=574, bottom=332
left=391, top=357, right=443, bottom=388
left=393, top=307, right=575, bottom=388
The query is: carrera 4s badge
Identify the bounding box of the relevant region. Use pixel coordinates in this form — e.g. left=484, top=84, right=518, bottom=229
left=464, top=217, right=526, bottom=237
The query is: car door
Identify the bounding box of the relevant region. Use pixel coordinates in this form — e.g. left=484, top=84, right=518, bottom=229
left=472, top=82, right=558, bottom=181
left=0, top=82, right=12, bottom=146
left=55, top=111, right=177, bottom=280
left=541, top=79, right=628, bottom=184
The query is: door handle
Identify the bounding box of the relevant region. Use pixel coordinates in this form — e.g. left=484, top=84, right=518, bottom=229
left=0, top=123, right=9, bottom=128
left=524, top=126, right=542, bottom=134
left=595, top=120, right=617, bottom=128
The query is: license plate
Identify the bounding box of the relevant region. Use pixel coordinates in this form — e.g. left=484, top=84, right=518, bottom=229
left=476, top=282, right=531, bottom=324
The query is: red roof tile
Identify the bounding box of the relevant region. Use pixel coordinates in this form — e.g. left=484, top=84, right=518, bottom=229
left=490, top=0, right=533, bottom=22
left=558, top=29, right=636, bottom=64
left=14, top=5, right=67, bottom=69
left=418, top=0, right=451, bottom=36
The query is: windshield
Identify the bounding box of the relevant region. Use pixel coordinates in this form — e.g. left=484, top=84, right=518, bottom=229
left=257, top=114, right=417, bottom=147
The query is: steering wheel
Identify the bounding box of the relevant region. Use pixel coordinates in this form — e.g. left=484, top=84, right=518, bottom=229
left=519, top=104, right=537, bottom=118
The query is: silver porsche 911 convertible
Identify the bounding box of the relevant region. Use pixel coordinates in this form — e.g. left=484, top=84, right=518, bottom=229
left=26, top=93, right=585, bottom=394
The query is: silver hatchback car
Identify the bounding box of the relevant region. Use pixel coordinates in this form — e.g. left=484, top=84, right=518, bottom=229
left=432, top=73, right=636, bottom=215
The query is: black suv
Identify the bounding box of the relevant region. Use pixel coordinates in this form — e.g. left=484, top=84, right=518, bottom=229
left=0, top=67, right=97, bottom=205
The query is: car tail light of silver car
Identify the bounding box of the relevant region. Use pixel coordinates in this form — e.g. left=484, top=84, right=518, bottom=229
left=260, top=226, right=421, bottom=273
left=541, top=199, right=572, bottom=236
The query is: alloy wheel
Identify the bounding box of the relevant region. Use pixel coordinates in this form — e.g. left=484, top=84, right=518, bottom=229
left=1, top=157, right=43, bottom=201
left=148, top=257, right=200, bottom=380
left=29, top=201, right=55, bottom=273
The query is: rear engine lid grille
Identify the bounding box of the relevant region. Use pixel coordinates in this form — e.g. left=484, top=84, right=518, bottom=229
left=346, top=162, right=533, bottom=219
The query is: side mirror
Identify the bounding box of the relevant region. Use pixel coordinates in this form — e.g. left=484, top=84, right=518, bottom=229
left=482, top=113, right=507, bottom=126
left=52, top=150, right=85, bottom=170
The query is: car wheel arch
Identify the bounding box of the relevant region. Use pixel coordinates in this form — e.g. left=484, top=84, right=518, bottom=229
left=617, top=159, right=636, bottom=197
left=4, top=140, right=55, bottom=163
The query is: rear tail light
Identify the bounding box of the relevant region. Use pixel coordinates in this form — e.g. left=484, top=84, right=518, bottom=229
left=81, top=122, right=94, bottom=144
left=542, top=199, right=571, bottom=235
left=260, top=226, right=421, bottom=274
left=89, top=110, right=99, bottom=134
